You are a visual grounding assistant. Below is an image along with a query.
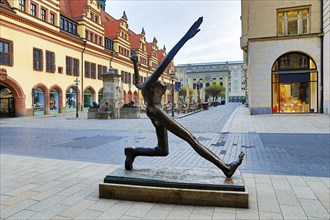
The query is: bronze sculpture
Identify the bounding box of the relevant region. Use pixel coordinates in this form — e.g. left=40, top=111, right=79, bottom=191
left=124, top=17, right=244, bottom=178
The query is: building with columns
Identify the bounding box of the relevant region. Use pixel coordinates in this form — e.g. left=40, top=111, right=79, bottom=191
left=174, top=61, right=245, bottom=104
left=0, top=0, right=175, bottom=117
left=241, top=0, right=329, bottom=114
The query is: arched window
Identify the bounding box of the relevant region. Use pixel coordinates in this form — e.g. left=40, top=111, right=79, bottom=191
left=272, top=52, right=317, bottom=113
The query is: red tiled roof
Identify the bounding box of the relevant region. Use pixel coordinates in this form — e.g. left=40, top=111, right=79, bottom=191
left=100, top=10, right=115, bottom=23
left=129, top=30, right=140, bottom=50
left=157, top=50, right=165, bottom=64
left=146, top=43, right=153, bottom=55
left=103, top=20, right=121, bottom=39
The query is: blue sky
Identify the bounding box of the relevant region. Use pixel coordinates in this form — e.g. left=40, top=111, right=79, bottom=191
left=105, top=0, right=242, bottom=64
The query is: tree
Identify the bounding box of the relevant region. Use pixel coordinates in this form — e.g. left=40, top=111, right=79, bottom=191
left=179, top=87, right=187, bottom=102
left=205, top=84, right=225, bottom=101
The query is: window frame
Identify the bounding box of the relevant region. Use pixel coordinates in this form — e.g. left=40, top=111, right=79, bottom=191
left=73, top=58, right=79, bottom=77
left=0, top=38, right=13, bottom=66
left=66, top=56, right=73, bottom=75
left=46, top=50, right=55, bottom=73
left=91, top=63, right=96, bottom=79
left=33, top=48, right=43, bottom=71
left=85, top=61, right=91, bottom=78
left=19, top=0, right=26, bottom=12
left=277, top=7, right=310, bottom=36
left=30, top=3, right=37, bottom=17
left=41, top=8, right=47, bottom=21
left=50, top=13, right=55, bottom=25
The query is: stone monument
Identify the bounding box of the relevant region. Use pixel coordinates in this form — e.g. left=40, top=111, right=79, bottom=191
left=98, top=67, right=121, bottom=119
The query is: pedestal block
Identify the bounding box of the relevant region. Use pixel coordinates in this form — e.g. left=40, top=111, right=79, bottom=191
left=99, top=167, right=249, bottom=208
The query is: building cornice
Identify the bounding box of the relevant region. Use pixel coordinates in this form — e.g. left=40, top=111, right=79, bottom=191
left=248, top=33, right=323, bottom=43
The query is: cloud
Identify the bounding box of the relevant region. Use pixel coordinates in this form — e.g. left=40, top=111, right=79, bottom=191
left=105, top=0, right=242, bottom=64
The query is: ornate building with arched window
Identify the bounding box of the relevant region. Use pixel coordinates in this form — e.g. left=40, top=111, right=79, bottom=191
left=0, top=0, right=175, bottom=117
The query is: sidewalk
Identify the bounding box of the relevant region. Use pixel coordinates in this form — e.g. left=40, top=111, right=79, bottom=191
left=225, top=106, right=330, bottom=134
left=1, top=105, right=329, bottom=219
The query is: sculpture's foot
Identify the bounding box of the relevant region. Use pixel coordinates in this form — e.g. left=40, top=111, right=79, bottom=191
left=224, top=151, right=245, bottom=178
left=124, top=148, right=136, bottom=170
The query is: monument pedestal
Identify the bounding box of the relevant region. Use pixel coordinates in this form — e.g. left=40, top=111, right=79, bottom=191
left=99, top=167, right=249, bottom=208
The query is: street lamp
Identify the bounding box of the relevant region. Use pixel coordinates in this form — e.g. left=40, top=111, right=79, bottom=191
left=74, top=77, right=80, bottom=118
left=197, top=81, right=201, bottom=108
left=169, top=71, right=175, bottom=117
left=80, top=38, right=87, bottom=111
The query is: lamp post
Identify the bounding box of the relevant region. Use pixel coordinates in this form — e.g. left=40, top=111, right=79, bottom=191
left=197, top=81, right=201, bottom=109
left=81, top=38, right=87, bottom=111
left=74, top=77, right=80, bottom=118
left=170, top=71, right=175, bottom=117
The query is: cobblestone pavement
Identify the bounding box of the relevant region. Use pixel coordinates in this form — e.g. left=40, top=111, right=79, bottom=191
left=1, top=103, right=329, bottom=219
left=1, top=103, right=329, bottom=177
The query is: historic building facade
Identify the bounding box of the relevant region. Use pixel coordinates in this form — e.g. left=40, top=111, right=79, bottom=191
left=174, top=61, right=245, bottom=103
left=241, top=0, right=329, bottom=114
left=0, top=0, right=175, bottom=117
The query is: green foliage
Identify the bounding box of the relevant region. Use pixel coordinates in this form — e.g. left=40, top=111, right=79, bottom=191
left=205, top=84, right=225, bottom=101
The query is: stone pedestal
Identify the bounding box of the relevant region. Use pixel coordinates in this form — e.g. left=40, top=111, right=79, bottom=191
left=87, top=107, right=98, bottom=119
left=99, top=68, right=121, bottom=119
left=120, top=107, right=140, bottom=119
left=99, top=167, right=249, bottom=208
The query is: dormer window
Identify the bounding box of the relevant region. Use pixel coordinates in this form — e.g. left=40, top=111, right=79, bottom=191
left=90, top=12, right=94, bottom=21
left=95, top=15, right=99, bottom=23
left=60, top=16, right=77, bottom=35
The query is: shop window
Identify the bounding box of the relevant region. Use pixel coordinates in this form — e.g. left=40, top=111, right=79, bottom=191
left=46, top=51, right=55, bottom=73
left=272, top=53, right=318, bottom=113
left=98, top=89, right=103, bottom=102
left=66, top=87, right=77, bottom=111
left=84, top=89, right=93, bottom=108
left=50, top=89, right=59, bottom=113
left=277, top=8, right=310, bottom=36
left=33, top=48, right=43, bottom=71
left=0, top=39, right=13, bottom=66
left=273, top=52, right=316, bottom=71
left=33, top=88, right=45, bottom=115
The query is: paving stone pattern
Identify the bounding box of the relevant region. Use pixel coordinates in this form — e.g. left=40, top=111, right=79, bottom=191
left=1, top=103, right=329, bottom=219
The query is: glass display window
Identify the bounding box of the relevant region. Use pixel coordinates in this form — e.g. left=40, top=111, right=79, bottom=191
left=66, top=87, right=77, bottom=111
left=33, top=88, right=45, bottom=115
left=272, top=52, right=318, bottom=113
left=50, top=89, right=59, bottom=114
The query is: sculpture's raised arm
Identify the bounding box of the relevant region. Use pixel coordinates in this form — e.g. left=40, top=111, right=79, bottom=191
left=145, top=17, right=203, bottom=87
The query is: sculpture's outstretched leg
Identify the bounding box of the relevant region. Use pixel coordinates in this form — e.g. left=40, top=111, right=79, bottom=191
left=125, top=119, right=169, bottom=170
left=152, top=107, right=244, bottom=178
